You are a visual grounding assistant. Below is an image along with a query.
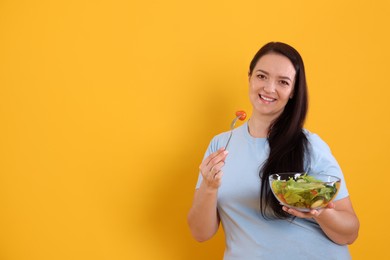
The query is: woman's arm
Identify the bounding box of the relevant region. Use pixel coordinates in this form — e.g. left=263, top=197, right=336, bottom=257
left=283, top=196, right=360, bottom=245
left=187, top=185, right=220, bottom=242
left=187, top=148, right=228, bottom=242
left=313, top=197, right=359, bottom=244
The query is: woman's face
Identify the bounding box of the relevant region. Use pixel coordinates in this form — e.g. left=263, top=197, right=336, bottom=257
left=248, top=53, right=296, bottom=120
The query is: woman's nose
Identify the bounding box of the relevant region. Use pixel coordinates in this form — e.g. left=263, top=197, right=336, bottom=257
left=263, top=81, right=276, bottom=93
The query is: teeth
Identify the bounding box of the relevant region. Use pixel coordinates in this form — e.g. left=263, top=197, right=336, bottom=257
left=260, top=95, right=275, bottom=102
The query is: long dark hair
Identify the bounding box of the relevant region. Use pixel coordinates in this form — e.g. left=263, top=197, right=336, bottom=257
left=249, top=42, right=309, bottom=219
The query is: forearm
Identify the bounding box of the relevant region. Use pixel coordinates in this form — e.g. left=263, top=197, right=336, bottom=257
left=283, top=197, right=360, bottom=245
left=187, top=183, right=220, bottom=242
left=314, top=208, right=360, bottom=245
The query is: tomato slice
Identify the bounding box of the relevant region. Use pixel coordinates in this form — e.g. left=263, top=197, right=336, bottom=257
left=235, top=110, right=247, bottom=120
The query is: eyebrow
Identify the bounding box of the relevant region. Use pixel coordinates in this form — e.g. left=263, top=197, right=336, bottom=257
left=256, top=69, right=293, bottom=82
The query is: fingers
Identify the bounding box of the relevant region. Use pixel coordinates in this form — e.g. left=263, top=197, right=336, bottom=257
left=327, top=202, right=335, bottom=209
left=202, top=167, right=224, bottom=189
left=282, top=206, right=315, bottom=218
left=199, top=148, right=228, bottom=177
left=199, top=148, right=228, bottom=188
left=208, top=160, right=224, bottom=177
left=212, top=169, right=224, bottom=184
left=201, top=148, right=228, bottom=168
left=282, top=204, right=334, bottom=219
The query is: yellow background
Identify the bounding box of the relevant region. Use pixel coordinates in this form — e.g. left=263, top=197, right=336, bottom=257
left=1, top=0, right=389, bottom=259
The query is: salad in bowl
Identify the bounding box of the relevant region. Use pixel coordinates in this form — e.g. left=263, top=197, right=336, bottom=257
left=269, top=173, right=341, bottom=212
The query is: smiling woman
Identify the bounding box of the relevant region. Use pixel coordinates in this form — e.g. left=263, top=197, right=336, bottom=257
left=187, top=42, right=359, bottom=260
left=248, top=53, right=296, bottom=134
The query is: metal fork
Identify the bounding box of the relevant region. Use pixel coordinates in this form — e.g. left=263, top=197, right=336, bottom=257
left=224, top=115, right=241, bottom=150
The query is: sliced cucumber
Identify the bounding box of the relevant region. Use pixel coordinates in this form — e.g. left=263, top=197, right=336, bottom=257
left=311, top=199, right=324, bottom=208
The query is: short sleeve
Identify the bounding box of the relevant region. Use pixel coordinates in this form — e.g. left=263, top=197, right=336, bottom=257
left=306, top=133, right=349, bottom=200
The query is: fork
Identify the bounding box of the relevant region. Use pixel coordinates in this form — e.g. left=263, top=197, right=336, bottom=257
left=224, top=111, right=246, bottom=150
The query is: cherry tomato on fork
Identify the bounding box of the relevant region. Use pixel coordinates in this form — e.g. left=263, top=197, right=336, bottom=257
left=235, top=110, right=247, bottom=120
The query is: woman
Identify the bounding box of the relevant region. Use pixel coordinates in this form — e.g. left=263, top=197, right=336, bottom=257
left=187, top=42, right=359, bottom=259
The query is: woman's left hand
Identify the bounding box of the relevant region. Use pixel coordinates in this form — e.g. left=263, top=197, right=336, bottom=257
left=282, top=202, right=335, bottom=218
left=283, top=197, right=359, bottom=245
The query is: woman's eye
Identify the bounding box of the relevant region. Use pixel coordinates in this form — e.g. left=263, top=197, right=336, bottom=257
left=257, top=74, right=266, bottom=80
left=280, top=80, right=289, bottom=86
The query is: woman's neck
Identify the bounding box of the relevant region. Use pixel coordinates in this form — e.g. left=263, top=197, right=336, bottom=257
left=247, top=116, right=273, bottom=138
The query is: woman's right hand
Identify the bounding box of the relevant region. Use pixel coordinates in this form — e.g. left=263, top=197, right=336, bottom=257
left=199, top=148, right=229, bottom=190
left=188, top=147, right=228, bottom=241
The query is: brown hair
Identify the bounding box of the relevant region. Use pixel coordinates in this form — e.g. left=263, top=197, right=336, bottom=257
left=249, top=42, right=309, bottom=219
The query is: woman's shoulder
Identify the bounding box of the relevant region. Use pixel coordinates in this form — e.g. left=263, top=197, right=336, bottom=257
left=206, top=130, right=231, bottom=151
left=208, top=124, right=247, bottom=150
left=213, top=123, right=247, bottom=140
left=303, top=129, right=332, bottom=152
left=303, top=128, right=324, bottom=142
left=211, top=129, right=231, bottom=143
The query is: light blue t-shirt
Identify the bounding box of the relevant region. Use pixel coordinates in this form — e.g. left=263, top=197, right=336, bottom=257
left=196, top=122, right=351, bottom=260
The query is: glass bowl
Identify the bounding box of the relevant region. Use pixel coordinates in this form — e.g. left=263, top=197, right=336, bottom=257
left=269, top=173, right=341, bottom=212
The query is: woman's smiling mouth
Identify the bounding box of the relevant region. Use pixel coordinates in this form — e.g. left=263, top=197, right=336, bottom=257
left=259, top=94, right=276, bottom=102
